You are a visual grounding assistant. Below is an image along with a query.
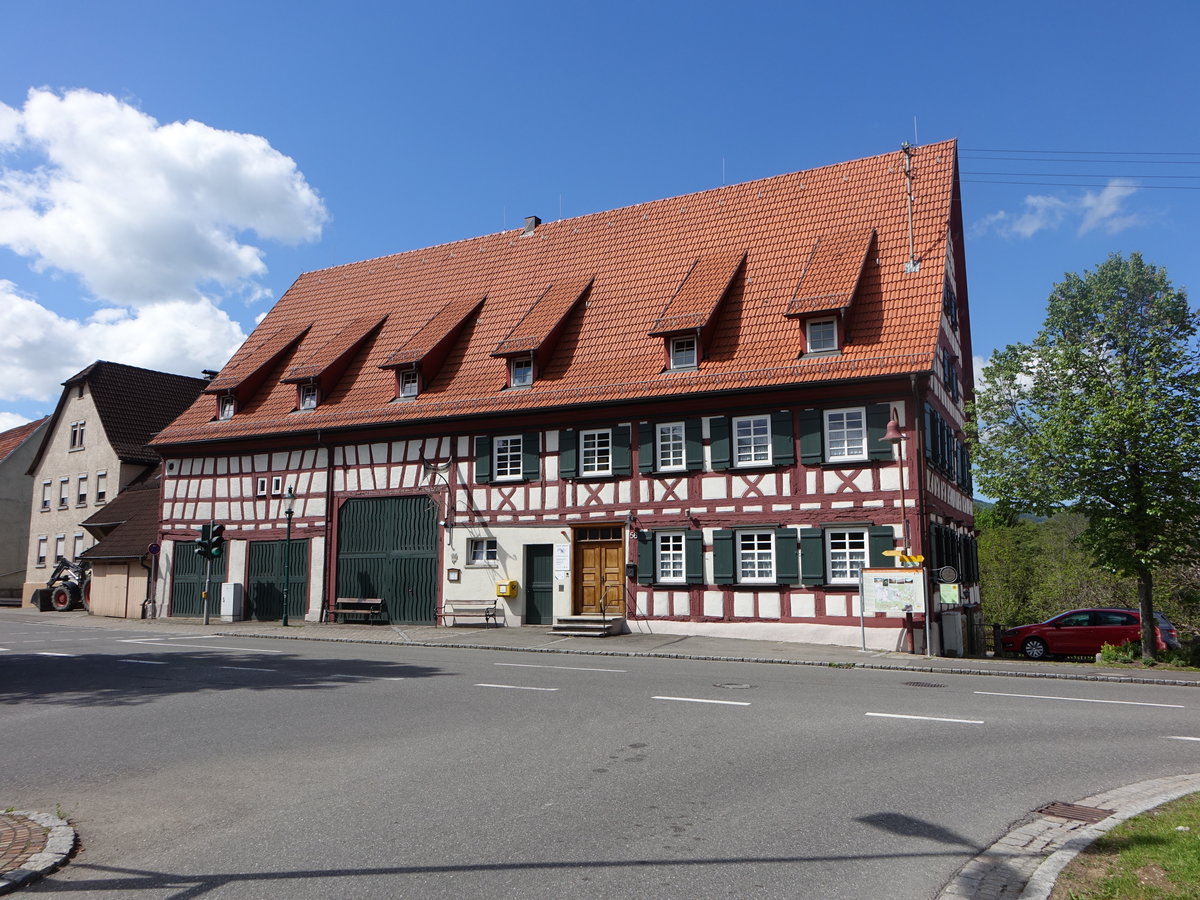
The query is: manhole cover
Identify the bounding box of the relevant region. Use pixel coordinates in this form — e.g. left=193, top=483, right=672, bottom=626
left=903, top=681, right=947, bottom=688
left=715, top=683, right=754, bottom=690
left=1037, top=802, right=1114, bottom=824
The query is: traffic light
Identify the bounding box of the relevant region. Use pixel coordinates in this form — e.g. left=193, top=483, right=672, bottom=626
left=193, top=522, right=212, bottom=557
left=209, top=523, right=226, bottom=559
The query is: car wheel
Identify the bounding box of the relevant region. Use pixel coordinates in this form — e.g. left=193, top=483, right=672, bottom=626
left=49, top=584, right=78, bottom=612
left=1022, top=637, right=1049, bottom=660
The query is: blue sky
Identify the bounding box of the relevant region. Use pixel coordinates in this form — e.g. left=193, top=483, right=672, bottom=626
left=1, top=0, right=1198, bottom=430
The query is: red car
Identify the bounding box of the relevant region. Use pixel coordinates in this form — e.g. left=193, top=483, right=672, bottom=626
left=1001, top=608, right=1173, bottom=660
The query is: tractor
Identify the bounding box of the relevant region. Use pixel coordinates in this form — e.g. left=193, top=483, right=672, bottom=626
left=35, top=556, right=91, bottom=612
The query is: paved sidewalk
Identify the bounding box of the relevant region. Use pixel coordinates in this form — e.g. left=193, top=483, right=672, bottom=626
left=4, top=608, right=1198, bottom=897
left=0, top=812, right=75, bottom=896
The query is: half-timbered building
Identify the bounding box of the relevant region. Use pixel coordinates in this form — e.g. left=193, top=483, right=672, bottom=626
left=151, top=140, right=977, bottom=649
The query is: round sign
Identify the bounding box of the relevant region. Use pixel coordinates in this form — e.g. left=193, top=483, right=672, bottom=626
left=937, top=565, right=958, bottom=583
left=147, top=542, right=161, bottom=556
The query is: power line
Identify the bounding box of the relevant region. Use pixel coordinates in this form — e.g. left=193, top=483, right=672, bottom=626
left=962, top=147, right=1200, bottom=156
left=965, top=171, right=1200, bottom=180
left=961, top=155, right=1200, bottom=166
left=961, top=178, right=1200, bottom=191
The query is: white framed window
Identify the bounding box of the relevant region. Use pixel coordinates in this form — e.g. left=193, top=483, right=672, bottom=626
left=36, top=536, right=47, bottom=567
left=509, top=358, right=533, bottom=388
left=827, top=529, right=868, bottom=584
left=733, top=415, right=771, bottom=466
left=218, top=396, right=236, bottom=420
left=256, top=477, right=268, bottom=497
left=58, top=478, right=70, bottom=509
left=69, top=420, right=85, bottom=449
left=41, top=481, right=51, bottom=511
left=298, top=384, right=318, bottom=410
left=96, top=471, right=107, bottom=503
left=581, top=429, right=612, bottom=475
left=494, top=435, right=523, bottom=480
left=825, top=407, right=867, bottom=461
left=737, top=530, right=775, bottom=583
left=54, top=534, right=65, bottom=563
left=669, top=335, right=697, bottom=369
left=271, top=476, right=283, bottom=496
left=468, top=538, right=497, bottom=565
left=77, top=475, right=88, bottom=506
left=806, top=318, right=837, bottom=353
left=655, top=532, right=686, bottom=583
left=656, top=422, right=685, bottom=471
left=398, top=370, right=419, bottom=399
left=72, top=533, right=85, bottom=560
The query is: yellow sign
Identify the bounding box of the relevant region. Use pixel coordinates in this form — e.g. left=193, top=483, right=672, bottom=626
left=883, top=550, right=924, bottom=565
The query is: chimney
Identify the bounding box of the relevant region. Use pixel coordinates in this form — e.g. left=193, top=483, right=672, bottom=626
left=522, top=215, right=541, bottom=236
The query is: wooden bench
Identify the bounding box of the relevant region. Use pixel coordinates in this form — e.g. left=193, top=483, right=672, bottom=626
left=327, top=597, right=385, bottom=624
left=436, top=601, right=502, bottom=627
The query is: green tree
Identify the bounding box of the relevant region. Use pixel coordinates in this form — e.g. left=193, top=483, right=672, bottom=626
left=970, top=253, right=1200, bottom=659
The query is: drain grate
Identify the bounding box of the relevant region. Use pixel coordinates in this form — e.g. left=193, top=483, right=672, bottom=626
left=1037, top=802, right=1115, bottom=823
left=903, top=681, right=947, bottom=688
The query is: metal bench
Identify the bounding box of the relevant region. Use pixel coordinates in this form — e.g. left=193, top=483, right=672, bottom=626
left=436, top=602, right=501, bottom=627
left=327, top=597, right=385, bottom=624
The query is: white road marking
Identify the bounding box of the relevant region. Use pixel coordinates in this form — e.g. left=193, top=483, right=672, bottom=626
left=119, top=659, right=167, bottom=665
left=220, top=666, right=276, bottom=672
left=495, top=662, right=627, bottom=673
left=476, top=683, right=559, bottom=692
left=653, top=695, right=751, bottom=707
left=1167, top=736, right=1200, bottom=742
left=976, top=691, right=1184, bottom=709
left=119, top=635, right=220, bottom=643
left=35, top=652, right=77, bottom=657
left=866, top=712, right=983, bottom=725
left=0, top=647, right=9, bottom=651
left=20, top=640, right=46, bottom=644
left=115, top=641, right=284, bottom=653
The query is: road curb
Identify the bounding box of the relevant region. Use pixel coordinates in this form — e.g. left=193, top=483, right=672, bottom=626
left=0, top=811, right=76, bottom=896
left=212, top=630, right=1200, bottom=687
left=936, top=774, right=1200, bottom=900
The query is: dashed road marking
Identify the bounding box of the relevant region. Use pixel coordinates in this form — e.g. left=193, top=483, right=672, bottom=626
left=1167, top=736, right=1200, bottom=742
left=119, top=659, right=167, bottom=665
left=476, top=683, right=559, bottom=692
left=653, top=695, right=751, bottom=707
left=495, top=662, right=626, bottom=673
left=866, top=712, right=983, bottom=724
left=976, top=691, right=1184, bottom=709
left=220, top=666, right=276, bottom=672
left=35, top=652, right=78, bottom=658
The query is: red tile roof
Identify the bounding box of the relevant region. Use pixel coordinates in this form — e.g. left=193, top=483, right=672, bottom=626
left=650, top=249, right=745, bottom=336
left=155, top=141, right=960, bottom=446
left=785, top=227, right=875, bottom=318
left=0, top=417, right=48, bottom=463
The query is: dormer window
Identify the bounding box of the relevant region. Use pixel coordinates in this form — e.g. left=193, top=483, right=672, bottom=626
left=298, top=383, right=318, bottom=410
left=668, top=335, right=698, bottom=370
left=805, top=318, right=838, bottom=353
left=509, top=357, right=533, bottom=389
left=218, top=396, right=236, bottom=420
left=398, top=370, right=419, bottom=399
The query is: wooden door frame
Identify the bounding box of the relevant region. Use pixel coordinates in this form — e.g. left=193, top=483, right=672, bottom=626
left=571, top=524, right=626, bottom=616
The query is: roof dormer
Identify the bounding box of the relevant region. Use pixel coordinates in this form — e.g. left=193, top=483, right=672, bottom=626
left=785, top=227, right=875, bottom=356
left=491, top=276, right=593, bottom=387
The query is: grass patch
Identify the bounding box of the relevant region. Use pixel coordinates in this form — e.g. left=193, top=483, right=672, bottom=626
left=1050, top=792, right=1200, bottom=899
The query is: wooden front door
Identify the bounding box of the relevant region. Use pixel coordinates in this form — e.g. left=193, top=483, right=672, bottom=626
left=574, top=526, right=625, bottom=616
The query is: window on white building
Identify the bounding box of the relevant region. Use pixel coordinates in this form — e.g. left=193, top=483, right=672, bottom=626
left=72, top=533, right=85, bottom=560
left=733, top=415, right=771, bottom=466
left=581, top=429, right=612, bottom=475
left=54, top=535, right=65, bottom=563
left=77, top=475, right=88, bottom=506
left=737, top=531, right=776, bottom=583
left=656, top=422, right=685, bottom=471
left=468, top=538, right=497, bottom=565
left=826, top=529, right=868, bottom=584
left=58, top=478, right=70, bottom=509
left=96, top=471, right=107, bottom=503
left=824, top=407, right=867, bottom=461
left=36, top=536, right=47, bottom=567
left=494, top=435, right=523, bottom=480
left=655, top=532, right=686, bottom=583
left=69, top=420, right=86, bottom=449
left=41, top=481, right=51, bottom=511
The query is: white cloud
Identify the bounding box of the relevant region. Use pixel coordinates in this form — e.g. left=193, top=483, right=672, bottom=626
left=0, top=279, right=245, bottom=404
left=0, top=411, right=33, bottom=431
left=0, top=88, right=327, bottom=306
left=972, top=179, right=1140, bottom=240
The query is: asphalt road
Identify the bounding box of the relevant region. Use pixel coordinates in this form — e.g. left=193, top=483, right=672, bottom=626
left=3, top=617, right=1198, bottom=899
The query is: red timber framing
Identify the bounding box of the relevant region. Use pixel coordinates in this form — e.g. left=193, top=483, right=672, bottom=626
left=152, top=141, right=978, bottom=651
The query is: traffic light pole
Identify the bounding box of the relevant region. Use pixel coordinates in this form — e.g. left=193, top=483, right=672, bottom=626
left=203, top=554, right=212, bottom=626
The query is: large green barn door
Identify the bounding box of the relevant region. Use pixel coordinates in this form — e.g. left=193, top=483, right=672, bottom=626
left=246, top=540, right=308, bottom=621
left=336, top=497, right=438, bottom=624
left=170, top=542, right=227, bottom=617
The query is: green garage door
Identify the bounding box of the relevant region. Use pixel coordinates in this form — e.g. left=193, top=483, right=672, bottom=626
left=247, top=539, right=308, bottom=621
left=170, top=543, right=227, bottom=617
left=336, top=497, right=438, bottom=624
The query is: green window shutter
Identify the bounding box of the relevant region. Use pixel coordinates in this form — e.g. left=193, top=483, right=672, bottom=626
left=685, top=418, right=704, bottom=471
left=685, top=530, right=704, bottom=584
left=770, top=410, right=795, bottom=466
left=612, top=425, right=632, bottom=476
left=775, top=528, right=799, bottom=584
left=800, top=528, right=825, bottom=585
left=522, top=432, right=540, bottom=481
left=709, top=417, right=730, bottom=470
left=923, top=404, right=934, bottom=462
left=869, top=526, right=895, bottom=567
left=928, top=524, right=941, bottom=570
left=636, top=531, right=654, bottom=585
left=799, top=408, right=823, bottom=465
left=474, top=435, right=492, bottom=483
left=638, top=423, right=655, bottom=474
left=867, top=403, right=893, bottom=460
left=712, top=529, right=735, bottom=583
left=559, top=429, right=577, bottom=479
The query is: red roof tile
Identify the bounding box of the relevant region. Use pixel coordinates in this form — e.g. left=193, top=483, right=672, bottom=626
left=0, top=417, right=47, bottom=463
left=650, top=249, right=745, bottom=336
left=155, top=141, right=961, bottom=446
left=785, top=227, right=875, bottom=317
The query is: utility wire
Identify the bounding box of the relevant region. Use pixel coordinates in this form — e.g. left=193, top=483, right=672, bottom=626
left=965, top=171, right=1200, bottom=179
left=962, top=147, right=1200, bottom=156
left=961, top=178, right=1200, bottom=190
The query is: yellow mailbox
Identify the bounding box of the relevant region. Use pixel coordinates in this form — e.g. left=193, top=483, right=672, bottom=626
left=495, top=580, right=519, bottom=598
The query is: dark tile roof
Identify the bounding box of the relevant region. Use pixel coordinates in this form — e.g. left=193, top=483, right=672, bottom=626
left=155, top=141, right=960, bottom=446
left=79, top=468, right=162, bottom=561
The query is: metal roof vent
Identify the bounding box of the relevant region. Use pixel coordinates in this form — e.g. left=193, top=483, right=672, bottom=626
left=522, top=215, right=541, bottom=236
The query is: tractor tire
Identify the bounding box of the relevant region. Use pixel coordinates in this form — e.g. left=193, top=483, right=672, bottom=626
left=49, top=583, right=79, bottom=612
left=81, top=575, right=92, bottom=613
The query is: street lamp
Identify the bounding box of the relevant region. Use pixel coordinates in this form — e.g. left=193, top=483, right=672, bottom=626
left=282, top=486, right=295, bottom=627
